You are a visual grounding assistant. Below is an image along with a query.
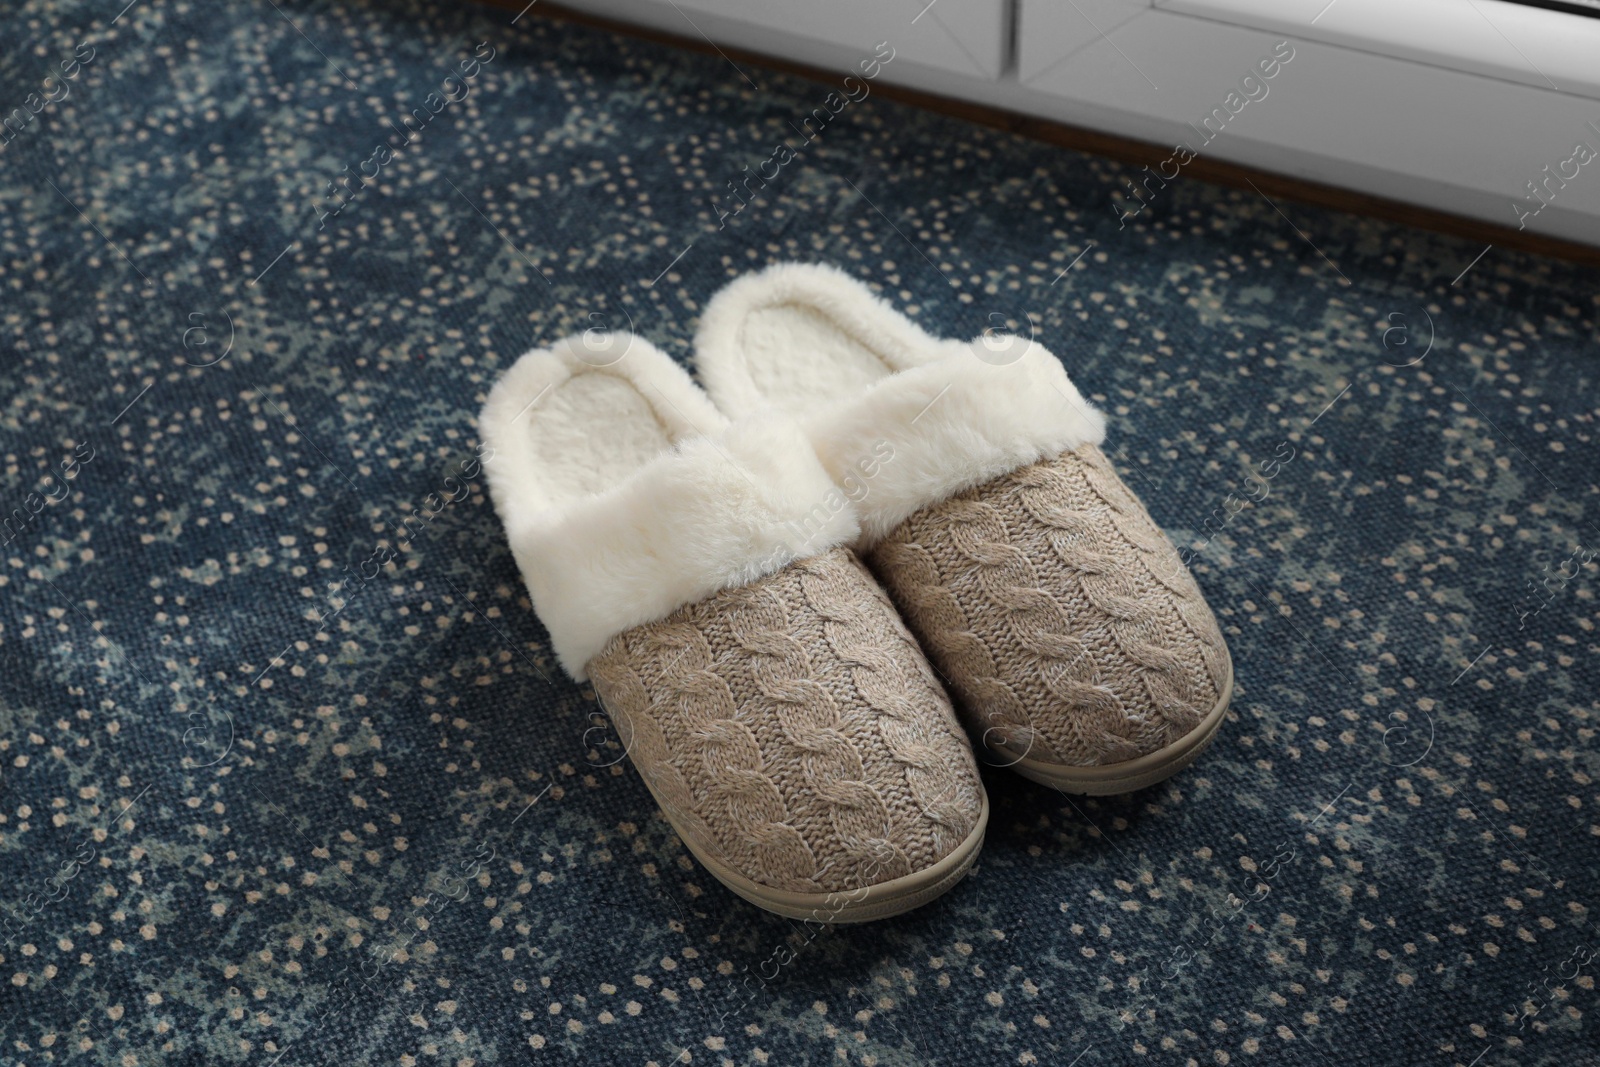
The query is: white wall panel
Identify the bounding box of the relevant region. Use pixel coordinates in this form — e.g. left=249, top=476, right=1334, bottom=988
left=1017, top=7, right=1600, bottom=244
left=1161, top=0, right=1600, bottom=101
left=567, top=0, right=1010, bottom=79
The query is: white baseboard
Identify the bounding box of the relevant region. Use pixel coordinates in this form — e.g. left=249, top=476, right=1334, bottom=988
left=558, top=0, right=1600, bottom=247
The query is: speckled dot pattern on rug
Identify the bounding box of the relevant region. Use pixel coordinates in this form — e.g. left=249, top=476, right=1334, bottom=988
left=0, top=1, right=1596, bottom=1065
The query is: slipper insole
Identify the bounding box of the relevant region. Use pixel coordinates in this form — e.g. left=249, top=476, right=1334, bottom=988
left=741, top=303, right=894, bottom=417
left=520, top=371, right=674, bottom=508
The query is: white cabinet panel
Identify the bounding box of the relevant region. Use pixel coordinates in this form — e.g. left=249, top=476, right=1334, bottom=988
left=563, top=0, right=1010, bottom=79
left=1016, top=5, right=1600, bottom=243
left=1017, top=0, right=1151, bottom=83
left=1160, top=0, right=1600, bottom=101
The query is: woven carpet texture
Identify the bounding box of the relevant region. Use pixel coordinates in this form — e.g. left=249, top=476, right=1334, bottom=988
left=0, top=1, right=1596, bottom=1064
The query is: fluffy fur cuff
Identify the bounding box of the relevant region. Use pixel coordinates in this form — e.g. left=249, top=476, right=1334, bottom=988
left=809, top=340, right=1105, bottom=548
left=694, top=262, right=1106, bottom=551
left=481, top=338, right=858, bottom=681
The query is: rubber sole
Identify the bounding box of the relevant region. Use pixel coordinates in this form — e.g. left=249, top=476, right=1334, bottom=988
left=1004, top=656, right=1235, bottom=796
left=661, top=790, right=990, bottom=923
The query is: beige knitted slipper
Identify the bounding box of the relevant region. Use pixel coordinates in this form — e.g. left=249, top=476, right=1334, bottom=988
left=478, top=333, right=987, bottom=921
left=694, top=264, right=1233, bottom=796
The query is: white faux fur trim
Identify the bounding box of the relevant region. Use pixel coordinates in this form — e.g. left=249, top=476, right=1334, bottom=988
left=695, top=263, right=1106, bottom=548
left=805, top=345, right=1105, bottom=546
left=479, top=335, right=858, bottom=681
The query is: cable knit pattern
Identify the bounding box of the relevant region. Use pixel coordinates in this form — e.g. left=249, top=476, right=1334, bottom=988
left=797, top=554, right=984, bottom=866
left=866, top=444, right=1230, bottom=770
left=586, top=547, right=983, bottom=894
left=592, top=617, right=822, bottom=891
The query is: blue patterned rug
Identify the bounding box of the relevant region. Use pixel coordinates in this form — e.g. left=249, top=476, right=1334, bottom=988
left=1, top=2, right=1596, bottom=1064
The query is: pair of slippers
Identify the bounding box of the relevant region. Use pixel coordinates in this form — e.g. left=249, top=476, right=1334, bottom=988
left=479, top=264, right=1232, bottom=922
